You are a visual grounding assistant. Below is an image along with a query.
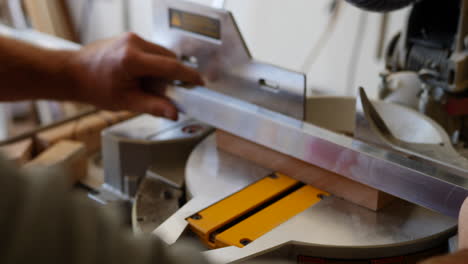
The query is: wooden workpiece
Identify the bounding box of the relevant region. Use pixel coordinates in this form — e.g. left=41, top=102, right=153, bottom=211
left=25, top=140, right=87, bottom=183
left=0, top=138, right=34, bottom=165
left=216, top=130, right=396, bottom=211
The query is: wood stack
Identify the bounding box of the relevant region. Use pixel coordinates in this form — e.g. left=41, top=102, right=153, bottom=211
left=36, top=111, right=136, bottom=154
left=0, top=111, right=138, bottom=185
left=24, top=140, right=87, bottom=183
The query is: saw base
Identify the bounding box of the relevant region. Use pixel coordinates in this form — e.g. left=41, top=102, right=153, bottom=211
left=137, top=135, right=458, bottom=263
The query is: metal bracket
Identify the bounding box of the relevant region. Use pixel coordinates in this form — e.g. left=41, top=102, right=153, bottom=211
left=153, top=0, right=306, bottom=120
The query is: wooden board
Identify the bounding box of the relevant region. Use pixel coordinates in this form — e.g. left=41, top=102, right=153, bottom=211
left=35, top=111, right=137, bottom=154
left=216, top=130, right=396, bottom=211
left=35, top=121, right=75, bottom=152
left=0, top=138, right=33, bottom=165
left=81, top=153, right=104, bottom=190
left=23, top=0, right=77, bottom=41
left=73, top=115, right=108, bottom=154
left=25, top=140, right=86, bottom=183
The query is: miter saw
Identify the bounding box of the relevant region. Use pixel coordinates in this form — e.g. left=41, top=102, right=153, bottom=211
left=98, top=0, right=468, bottom=263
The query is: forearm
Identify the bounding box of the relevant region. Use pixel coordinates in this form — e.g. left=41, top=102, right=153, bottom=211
left=0, top=32, right=203, bottom=119
left=0, top=35, right=77, bottom=102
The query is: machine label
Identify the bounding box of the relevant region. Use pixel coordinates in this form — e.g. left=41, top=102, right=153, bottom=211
left=169, top=9, right=221, bottom=40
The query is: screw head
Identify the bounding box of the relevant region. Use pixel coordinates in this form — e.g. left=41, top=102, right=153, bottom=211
left=268, top=173, right=278, bottom=179
left=240, top=239, right=251, bottom=246
left=182, top=124, right=203, bottom=134
left=191, top=214, right=202, bottom=220
left=161, top=190, right=173, bottom=200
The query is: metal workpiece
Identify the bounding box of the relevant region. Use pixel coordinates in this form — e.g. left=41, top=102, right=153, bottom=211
left=156, top=136, right=456, bottom=263
left=152, top=0, right=306, bottom=120
left=101, top=114, right=213, bottom=199
left=167, top=85, right=468, bottom=218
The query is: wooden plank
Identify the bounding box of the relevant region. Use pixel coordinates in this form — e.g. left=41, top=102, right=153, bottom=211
left=23, top=0, right=77, bottom=41
left=25, top=140, right=87, bottom=183
left=113, top=111, right=139, bottom=122
left=216, top=130, right=396, bottom=211
left=0, top=138, right=33, bottom=165
left=35, top=121, right=76, bottom=152
left=23, top=0, right=54, bottom=35
left=99, top=111, right=138, bottom=125
left=35, top=111, right=138, bottom=154
left=73, top=114, right=108, bottom=154
left=49, top=0, right=78, bottom=41
left=80, top=153, right=104, bottom=190
left=99, top=111, right=121, bottom=126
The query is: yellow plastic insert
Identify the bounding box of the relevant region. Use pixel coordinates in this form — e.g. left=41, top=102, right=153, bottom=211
left=215, top=185, right=326, bottom=248
left=187, top=173, right=328, bottom=249
left=187, top=173, right=298, bottom=248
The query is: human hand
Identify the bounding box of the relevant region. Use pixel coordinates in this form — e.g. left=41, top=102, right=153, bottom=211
left=459, top=197, right=468, bottom=249
left=417, top=197, right=468, bottom=264
left=65, top=33, right=203, bottom=120
left=418, top=250, right=468, bottom=264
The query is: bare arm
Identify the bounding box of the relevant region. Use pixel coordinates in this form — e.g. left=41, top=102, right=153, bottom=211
left=417, top=198, right=468, bottom=264
left=0, top=33, right=211, bottom=264
left=0, top=33, right=203, bottom=120
left=0, top=35, right=74, bottom=101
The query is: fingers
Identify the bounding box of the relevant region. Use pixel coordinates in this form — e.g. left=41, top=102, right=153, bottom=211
left=120, top=32, right=177, bottom=58
left=117, top=32, right=204, bottom=86
left=126, top=53, right=204, bottom=85
left=459, top=197, right=468, bottom=249
left=418, top=250, right=468, bottom=264
left=124, top=90, right=179, bottom=120
left=137, top=37, right=177, bottom=59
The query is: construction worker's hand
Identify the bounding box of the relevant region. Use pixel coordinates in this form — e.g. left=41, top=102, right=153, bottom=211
left=418, top=197, right=468, bottom=264
left=458, top=197, right=468, bottom=249
left=66, top=32, right=203, bottom=120
left=418, top=250, right=468, bottom=264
